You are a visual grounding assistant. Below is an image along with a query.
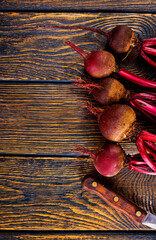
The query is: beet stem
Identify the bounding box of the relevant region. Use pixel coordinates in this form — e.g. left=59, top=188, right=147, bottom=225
left=141, top=51, right=156, bottom=67
left=65, top=41, right=88, bottom=59
left=143, top=39, right=156, bottom=46
left=130, top=99, right=156, bottom=123
left=130, top=98, right=156, bottom=116
left=128, top=165, right=156, bottom=175
left=118, top=68, right=156, bottom=88
left=143, top=37, right=156, bottom=41
left=142, top=46, right=156, bottom=56
left=144, top=140, right=156, bottom=152
left=131, top=92, right=156, bottom=101
left=144, top=145, right=156, bottom=160
left=129, top=160, right=150, bottom=166
left=141, top=130, right=156, bottom=142
left=136, top=136, right=156, bottom=172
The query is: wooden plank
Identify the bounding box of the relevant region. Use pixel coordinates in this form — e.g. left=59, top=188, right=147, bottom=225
left=0, top=0, right=156, bottom=12
left=1, top=231, right=156, bottom=240
left=0, top=13, right=155, bottom=82
left=0, top=155, right=155, bottom=230
left=0, top=84, right=153, bottom=155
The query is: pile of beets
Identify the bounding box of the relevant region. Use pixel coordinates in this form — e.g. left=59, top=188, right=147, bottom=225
left=38, top=24, right=156, bottom=177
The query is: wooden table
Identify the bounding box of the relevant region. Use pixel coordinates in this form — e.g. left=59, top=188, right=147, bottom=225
left=0, top=1, right=156, bottom=239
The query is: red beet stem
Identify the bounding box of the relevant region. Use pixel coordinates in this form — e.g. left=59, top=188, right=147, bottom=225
left=142, top=46, right=156, bottom=56
left=128, top=165, right=156, bottom=175
left=128, top=150, right=156, bottom=175
left=65, top=41, right=88, bottom=59
left=118, top=68, right=156, bottom=88
left=143, top=39, right=156, bottom=46
left=132, top=98, right=156, bottom=116
left=131, top=92, right=156, bottom=101
left=141, top=51, right=156, bottom=67
left=141, top=130, right=156, bottom=142
left=130, top=97, right=156, bottom=116
left=129, top=160, right=149, bottom=165
left=144, top=141, right=156, bottom=152
left=144, top=145, right=156, bottom=160
left=36, top=24, right=108, bottom=37
left=130, top=98, right=156, bottom=123
left=136, top=135, right=156, bottom=172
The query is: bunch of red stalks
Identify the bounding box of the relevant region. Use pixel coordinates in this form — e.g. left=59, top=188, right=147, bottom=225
left=36, top=24, right=156, bottom=176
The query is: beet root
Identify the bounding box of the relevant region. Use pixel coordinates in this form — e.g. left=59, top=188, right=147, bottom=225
left=108, top=25, right=136, bottom=54
left=65, top=41, right=116, bottom=78
left=74, top=77, right=128, bottom=105
left=75, top=142, right=125, bottom=177
left=75, top=142, right=156, bottom=176
left=85, top=102, right=136, bottom=142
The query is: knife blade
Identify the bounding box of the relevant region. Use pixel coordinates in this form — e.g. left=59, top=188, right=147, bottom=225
left=82, top=177, right=156, bottom=229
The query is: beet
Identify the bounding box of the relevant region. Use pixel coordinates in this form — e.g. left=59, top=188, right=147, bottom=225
left=76, top=142, right=125, bottom=177
left=75, top=142, right=156, bottom=176
left=74, top=78, right=156, bottom=122
left=84, top=101, right=156, bottom=173
left=85, top=102, right=136, bottom=142
left=66, top=41, right=156, bottom=88
left=89, top=103, right=136, bottom=142
left=36, top=24, right=156, bottom=67
left=66, top=41, right=116, bottom=78
left=74, top=77, right=128, bottom=105
left=108, top=25, right=136, bottom=54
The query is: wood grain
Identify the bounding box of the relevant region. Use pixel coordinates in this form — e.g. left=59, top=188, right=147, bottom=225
left=0, top=155, right=155, bottom=230
left=0, top=0, right=156, bottom=12
left=0, top=84, right=153, bottom=155
left=1, top=231, right=156, bottom=240
left=0, top=13, right=155, bottom=82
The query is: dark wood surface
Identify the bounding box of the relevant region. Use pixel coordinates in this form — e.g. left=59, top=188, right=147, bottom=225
left=0, top=2, right=156, bottom=239
left=0, top=231, right=156, bottom=240
left=0, top=0, right=156, bottom=12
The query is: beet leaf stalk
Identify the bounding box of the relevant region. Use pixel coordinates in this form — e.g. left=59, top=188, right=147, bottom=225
left=129, top=92, right=156, bottom=123
left=65, top=41, right=156, bottom=88
left=35, top=24, right=156, bottom=67
left=75, top=142, right=156, bottom=176
left=83, top=101, right=156, bottom=173
left=141, top=38, right=156, bottom=67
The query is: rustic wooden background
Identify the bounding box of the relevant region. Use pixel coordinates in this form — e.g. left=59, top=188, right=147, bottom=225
left=0, top=1, right=156, bottom=239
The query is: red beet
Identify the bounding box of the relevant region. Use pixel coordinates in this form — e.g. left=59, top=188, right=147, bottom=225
left=66, top=41, right=156, bottom=88
left=84, top=101, right=156, bottom=173
left=74, top=78, right=156, bottom=123
left=75, top=142, right=156, bottom=176
left=66, top=41, right=116, bottom=78
left=89, top=103, right=137, bottom=142
left=36, top=24, right=156, bottom=67
left=108, top=25, right=136, bottom=55
left=76, top=142, right=125, bottom=177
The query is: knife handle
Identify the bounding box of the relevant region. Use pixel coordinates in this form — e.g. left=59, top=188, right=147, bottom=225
left=82, top=177, right=147, bottom=225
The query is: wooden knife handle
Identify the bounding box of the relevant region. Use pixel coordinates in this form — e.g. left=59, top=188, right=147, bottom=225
left=82, top=177, right=147, bottom=225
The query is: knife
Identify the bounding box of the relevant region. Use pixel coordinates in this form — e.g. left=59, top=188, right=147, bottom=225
left=82, top=177, right=156, bottom=229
